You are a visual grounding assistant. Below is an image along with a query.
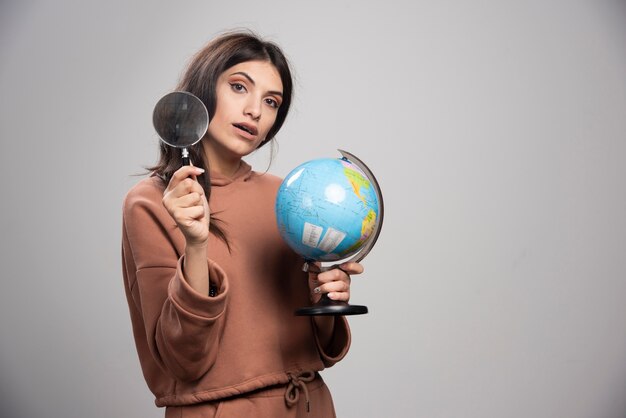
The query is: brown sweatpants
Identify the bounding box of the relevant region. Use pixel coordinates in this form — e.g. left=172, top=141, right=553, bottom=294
left=164, top=375, right=336, bottom=418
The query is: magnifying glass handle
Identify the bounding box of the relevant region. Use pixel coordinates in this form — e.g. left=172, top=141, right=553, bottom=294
left=182, top=148, right=191, bottom=166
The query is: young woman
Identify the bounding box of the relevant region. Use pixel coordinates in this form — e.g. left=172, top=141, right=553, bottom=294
left=121, top=31, right=364, bottom=417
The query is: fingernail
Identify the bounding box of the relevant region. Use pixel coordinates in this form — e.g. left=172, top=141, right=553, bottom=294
left=196, top=168, right=205, bottom=173
left=327, top=292, right=335, bottom=299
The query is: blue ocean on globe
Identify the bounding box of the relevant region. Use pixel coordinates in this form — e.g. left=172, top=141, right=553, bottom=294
left=275, top=157, right=379, bottom=262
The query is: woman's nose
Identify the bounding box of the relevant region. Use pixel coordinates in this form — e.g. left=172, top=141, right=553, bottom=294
left=244, top=98, right=261, bottom=121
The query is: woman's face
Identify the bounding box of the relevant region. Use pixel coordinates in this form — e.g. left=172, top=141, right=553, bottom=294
left=204, top=60, right=283, bottom=163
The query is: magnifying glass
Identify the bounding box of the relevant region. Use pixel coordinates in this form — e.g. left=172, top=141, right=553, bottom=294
left=152, top=91, right=209, bottom=166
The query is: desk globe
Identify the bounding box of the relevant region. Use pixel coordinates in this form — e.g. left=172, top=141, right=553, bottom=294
left=275, top=150, right=383, bottom=315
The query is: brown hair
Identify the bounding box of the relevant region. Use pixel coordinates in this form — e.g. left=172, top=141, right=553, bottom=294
left=148, top=30, right=294, bottom=247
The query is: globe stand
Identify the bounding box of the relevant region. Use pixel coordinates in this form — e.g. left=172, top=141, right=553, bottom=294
left=295, top=293, right=368, bottom=316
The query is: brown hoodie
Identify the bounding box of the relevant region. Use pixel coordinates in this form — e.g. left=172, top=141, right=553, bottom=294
left=121, top=162, right=350, bottom=408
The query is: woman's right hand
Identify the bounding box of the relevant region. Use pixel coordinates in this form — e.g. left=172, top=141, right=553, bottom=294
left=162, top=165, right=210, bottom=247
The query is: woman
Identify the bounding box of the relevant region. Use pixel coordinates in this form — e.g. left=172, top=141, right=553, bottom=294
left=121, top=31, right=363, bottom=417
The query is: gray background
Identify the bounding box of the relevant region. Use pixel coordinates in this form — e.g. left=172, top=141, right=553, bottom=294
left=1, top=0, right=625, bottom=417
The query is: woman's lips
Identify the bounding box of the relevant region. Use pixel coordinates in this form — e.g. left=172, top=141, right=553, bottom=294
left=232, top=123, right=258, bottom=140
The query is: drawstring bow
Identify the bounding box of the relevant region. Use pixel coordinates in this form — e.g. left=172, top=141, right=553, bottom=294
left=284, top=370, right=316, bottom=413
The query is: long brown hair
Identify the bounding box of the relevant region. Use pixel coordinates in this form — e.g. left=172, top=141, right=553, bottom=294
left=148, top=30, right=294, bottom=247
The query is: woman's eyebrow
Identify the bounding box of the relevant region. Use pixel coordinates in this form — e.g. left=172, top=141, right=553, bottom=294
left=231, top=71, right=255, bottom=85
left=230, top=71, right=283, bottom=97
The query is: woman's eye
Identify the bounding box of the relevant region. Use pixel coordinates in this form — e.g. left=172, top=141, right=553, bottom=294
left=265, top=98, right=279, bottom=109
left=230, top=83, right=246, bottom=93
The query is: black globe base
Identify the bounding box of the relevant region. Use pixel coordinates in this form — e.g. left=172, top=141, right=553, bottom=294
left=295, top=294, right=368, bottom=316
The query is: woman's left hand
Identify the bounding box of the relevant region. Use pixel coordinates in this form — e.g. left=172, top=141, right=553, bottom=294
left=308, top=262, right=364, bottom=303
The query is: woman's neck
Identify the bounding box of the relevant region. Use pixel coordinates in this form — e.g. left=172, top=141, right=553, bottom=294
left=202, top=142, right=242, bottom=179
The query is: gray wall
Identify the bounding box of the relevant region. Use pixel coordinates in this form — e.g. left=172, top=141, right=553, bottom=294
left=1, top=1, right=625, bottom=417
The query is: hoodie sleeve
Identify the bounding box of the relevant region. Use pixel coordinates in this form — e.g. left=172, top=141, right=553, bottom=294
left=122, top=179, right=229, bottom=382
left=312, top=316, right=351, bottom=367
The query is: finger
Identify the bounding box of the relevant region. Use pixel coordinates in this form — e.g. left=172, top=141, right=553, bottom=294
left=308, top=277, right=323, bottom=294
left=171, top=205, right=205, bottom=225
left=184, top=205, right=206, bottom=220
left=338, top=261, right=364, bottom=275
left=327, top=290, right=350, bottom=302
left=174, top=192, right=202, bottom=208
left=315, top=268, right=351, bottom=285
left=313, top=279, right=350, bottom=295
left=169, top=177, right=206, bottom=200
left=166, top=166, right=205, bottom=192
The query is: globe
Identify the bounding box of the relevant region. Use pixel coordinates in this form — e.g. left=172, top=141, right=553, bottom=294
left=275, top=156, right=380, bottom=263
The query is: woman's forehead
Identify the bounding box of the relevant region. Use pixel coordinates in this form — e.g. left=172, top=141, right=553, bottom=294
left=222, top=60, right=283, bottom=92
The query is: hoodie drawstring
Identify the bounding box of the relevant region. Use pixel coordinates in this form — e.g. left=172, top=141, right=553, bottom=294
left=284, top=370, right=316, bottom=413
